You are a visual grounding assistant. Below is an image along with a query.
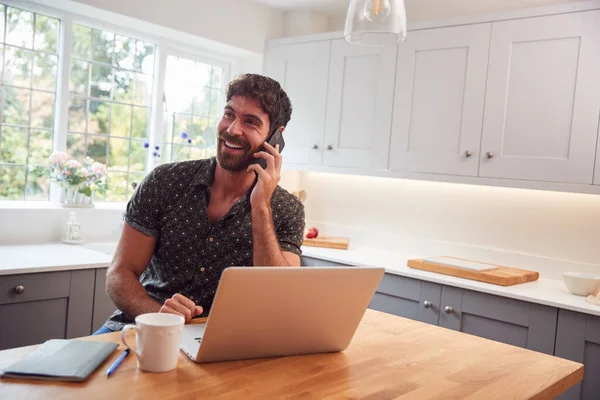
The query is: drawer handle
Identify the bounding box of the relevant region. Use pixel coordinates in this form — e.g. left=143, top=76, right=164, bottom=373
left=423, top=300, right=432, bottom=309
left=444, top=306, right=453, bottom=314
left=14, top=285, right=25, bottom=295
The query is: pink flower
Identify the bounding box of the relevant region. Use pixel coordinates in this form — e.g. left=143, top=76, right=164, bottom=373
left=92, top=162, right=107, bottom=176
left=66, top=171, right=71, bottom=176
left=82, top=169, right=90, bottom=177
left=49, top=151, right=67, bottom=164
left=66, top=160, right=82, bottom=168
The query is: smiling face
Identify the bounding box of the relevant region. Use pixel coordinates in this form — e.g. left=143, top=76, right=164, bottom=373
left=216, top=95, right=271, bottom=171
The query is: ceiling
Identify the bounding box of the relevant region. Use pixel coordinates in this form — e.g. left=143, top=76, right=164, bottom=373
left=252, top=0, right=349, bottom=16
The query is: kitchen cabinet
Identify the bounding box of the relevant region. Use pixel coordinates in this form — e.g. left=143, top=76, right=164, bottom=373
left=301, top=256, right=350, bottom=267
left=555, top=309, right=600, bottom=400
left=479, top=11, right=600, bottom=184
left=0, top=270, right=95, bottom=350
left=389, top=23, right=491, bottom=176
left=322, top=39, right=397, bottom=169
left=263, top=40, right=331, bottom=166
left=438, top=285, right=557, bottom=355
left=92, top=267, right=117, bottom=333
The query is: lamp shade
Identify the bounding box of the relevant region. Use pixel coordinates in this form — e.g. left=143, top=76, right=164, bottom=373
left=344, top=0, right=407, bottom=46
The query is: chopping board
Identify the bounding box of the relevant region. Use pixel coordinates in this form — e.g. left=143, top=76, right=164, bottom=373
left=407, top=256, right=539, bottom=286
left=303, top=236, right=349, bottom=250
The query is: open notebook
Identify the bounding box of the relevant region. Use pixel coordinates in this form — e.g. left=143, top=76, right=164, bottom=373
left=1, top=339, right=118, bottom=382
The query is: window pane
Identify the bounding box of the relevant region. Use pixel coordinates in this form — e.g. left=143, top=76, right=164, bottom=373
left=0, top=165, right=26, bottom=200
left=4, top=46, right=32, bottom=87
left=32, top=53, right=57, bottom=91
left=190, top=146, right=206, bottom=160
left=92, top=29, right=113, bottom=64
left=190, top=116, right=208, bottom=143
left=6, top=7, right=34, bottom=49
left=110, top=103, right=131, bottom=137
left=113, top=69, right=133, bottom=103
left=90, top=63, right=111, bottom=99
left=70, top=60, right=88, bottom=95
left=87, top=135, right=108, bottom=163
left=108, top=137, right=129, bottom=170
left=211, top=66, right=223, bottom=88
left=172, top=144, right=190, bottom=162
left=25, top=165, right=49, bottom=200
left=106, top=171, right=127, bottom=202
left=133, top=73, right=151, bottom=106
left=129, top=139, right=146, bottom=172
left=88, top=100, right=109, bottom=134
left=0, top=5, right=5, bottom=43
left=114, top=35, right=135, bottom=70
left=28, top=129, right=52, bottom=165
left=131, top=106, right=148, bottom=139
left=206, top=119, right=218, bottom=147
left=34, top=15, right=58, bottom=54
left=192, top=62, right=211, bottom=87
left=172, top=113, right=191, bottom=142
left=209, top=89, right=221, bottom=119
left=66, top=133, right=85, bottom=160
left=191, top=90, right=209, bottom=117
left=135, top=41, right=154, bottom=73
left=1, top=126, right=28, bottom=164
left=161, top=142, right=171, bottom=163
left=31, top=91, right=55, bottom=129
left=72, top=25, right=91, bottom=60
left=128, top=172, right=145, bottom=194
left=3, top=87, right=30, bottom=126
left=68, top=97, right=86, bottom=132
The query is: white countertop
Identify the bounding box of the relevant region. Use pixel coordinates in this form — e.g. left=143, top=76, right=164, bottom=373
left=1, top=241, right=599, bottom=318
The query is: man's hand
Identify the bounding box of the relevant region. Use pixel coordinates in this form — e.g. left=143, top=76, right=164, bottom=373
left=160, top=293, right=203, bottom=322
left=247, top=142, right=281, bottom=210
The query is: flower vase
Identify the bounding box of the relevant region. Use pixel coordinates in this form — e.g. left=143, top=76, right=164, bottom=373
left=59, top=185, right=94, bottom=208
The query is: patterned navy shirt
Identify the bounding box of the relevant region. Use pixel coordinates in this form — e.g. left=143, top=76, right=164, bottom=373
left=104, top=157, right=305, bottom=330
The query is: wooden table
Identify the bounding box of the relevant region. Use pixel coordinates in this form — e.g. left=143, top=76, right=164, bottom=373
left=0, top=310, right=583, bottom=399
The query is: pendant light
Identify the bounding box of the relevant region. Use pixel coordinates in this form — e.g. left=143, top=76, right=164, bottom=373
left=344, top=0, right=407, bottom=46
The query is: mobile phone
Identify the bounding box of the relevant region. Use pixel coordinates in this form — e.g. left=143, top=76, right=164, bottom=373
left=253, top=127, right=285, bottom=169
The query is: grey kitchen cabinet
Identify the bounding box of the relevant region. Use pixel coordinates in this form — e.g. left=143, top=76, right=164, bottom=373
left=301, top=256, right=350, bottom=267
left=0, top=270, right=95, bottom=350
left=555, top=309, right=600, bottom=400
left=438, top=285, right=557, bottom=355
left=91, top=267, right=117, bottom=333
left=369, top=273, right=441, bottom=325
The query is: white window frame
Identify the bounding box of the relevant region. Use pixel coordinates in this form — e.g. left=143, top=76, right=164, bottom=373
left=1, top=0, right=235, bottom=202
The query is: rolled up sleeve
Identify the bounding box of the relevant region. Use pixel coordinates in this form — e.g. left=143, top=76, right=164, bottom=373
left=124, top=168, right=161, bottom=237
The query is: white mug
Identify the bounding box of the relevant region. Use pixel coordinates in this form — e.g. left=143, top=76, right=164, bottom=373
left=121, top=313, right=185, bottom=373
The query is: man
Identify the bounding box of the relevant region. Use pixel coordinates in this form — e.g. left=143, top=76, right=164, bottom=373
left=95, top=73, right=305, bottom=333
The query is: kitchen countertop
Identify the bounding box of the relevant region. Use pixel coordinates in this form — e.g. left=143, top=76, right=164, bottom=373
left=1, top=241, right=599, bottom=318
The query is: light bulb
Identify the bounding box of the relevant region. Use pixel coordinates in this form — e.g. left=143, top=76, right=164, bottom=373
left=363, top=0, right=391, bottom=23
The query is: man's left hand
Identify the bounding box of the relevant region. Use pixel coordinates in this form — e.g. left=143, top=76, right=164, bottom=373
left=247, top=142, right=281, bottom=210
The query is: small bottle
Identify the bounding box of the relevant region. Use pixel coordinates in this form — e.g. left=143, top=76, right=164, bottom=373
left=66, top=212, right=81, bottom=242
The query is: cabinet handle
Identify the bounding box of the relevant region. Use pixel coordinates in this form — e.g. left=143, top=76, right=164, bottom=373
left=464, top=150, right=472, bottom=158
left=327, top=145, right=333, bottom=150
left=444, top=306, right=453, bottom=314
left=423, top=300, right=432, bottom=309
left=486, top=152, right=494, bottom=159
left=312, top=144, right=318, bottom=150
left=14, top=285, right=25, bottom=295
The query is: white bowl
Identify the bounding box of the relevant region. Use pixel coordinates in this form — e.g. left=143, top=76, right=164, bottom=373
left=562, top=272, right=600, bottom=296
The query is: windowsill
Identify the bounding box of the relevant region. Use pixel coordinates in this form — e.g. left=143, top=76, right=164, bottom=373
left=0, top=201, right=127, bottom=211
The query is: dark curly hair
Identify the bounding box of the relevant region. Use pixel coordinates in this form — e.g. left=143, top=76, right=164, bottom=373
left=225, top=73, right=292, bottom=133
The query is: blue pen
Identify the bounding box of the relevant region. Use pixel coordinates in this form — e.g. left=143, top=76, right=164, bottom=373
left=106, top=349, right=130, bottom=377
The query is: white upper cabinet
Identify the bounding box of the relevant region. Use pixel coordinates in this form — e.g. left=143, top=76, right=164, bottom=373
left=263, top=41, right=331, bottom=166
left=479, top=11, right=600, bottom=184
left=389, top=24, right=491, bottom=176
left=322, top=39, right=397, bottom=169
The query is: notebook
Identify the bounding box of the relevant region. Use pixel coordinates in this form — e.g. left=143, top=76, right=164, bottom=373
left=0, top=339, right=118, bottom=382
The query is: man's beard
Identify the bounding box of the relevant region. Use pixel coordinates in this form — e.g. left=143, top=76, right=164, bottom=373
left=216, top=132, right=256, bottom=171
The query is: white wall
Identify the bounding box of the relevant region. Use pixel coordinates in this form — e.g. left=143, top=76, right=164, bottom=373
left=283, top=10, right=330, bottom=37
left=72, top=0, right=284, bottom=54
left=298, top=172, right=600, bottom=267
left=327, top=0, right=583, bottom=31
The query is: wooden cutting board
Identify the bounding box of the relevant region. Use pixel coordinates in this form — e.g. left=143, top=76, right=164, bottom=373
left=303, top=236, right=349, bottom=250
left=407, top=256, right=539, bottom=286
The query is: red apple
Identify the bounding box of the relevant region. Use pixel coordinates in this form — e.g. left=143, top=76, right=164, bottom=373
left=306, top=227, right=319, bottom=239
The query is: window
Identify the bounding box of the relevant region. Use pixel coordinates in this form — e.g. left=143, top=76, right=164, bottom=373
left=0, top=5, right=59, bottom=200
left=68, top=24, right=155, bottom=202
left=162, top=55, right=223, bottom=164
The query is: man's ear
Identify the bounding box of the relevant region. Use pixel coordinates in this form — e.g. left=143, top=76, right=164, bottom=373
left=279, top=126, right=285, bottom=135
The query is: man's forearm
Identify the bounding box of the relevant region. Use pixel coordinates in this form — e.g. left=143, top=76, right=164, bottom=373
left=252, top=205, right=290, bottom=266
left=106, top=268, right=162, bottom=318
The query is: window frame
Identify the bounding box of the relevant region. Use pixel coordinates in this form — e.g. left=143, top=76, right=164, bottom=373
left=0, top=0, right=233, bottom=203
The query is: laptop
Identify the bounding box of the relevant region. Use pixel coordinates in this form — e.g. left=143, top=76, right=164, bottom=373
left=180, top=266, right=384, bottom=363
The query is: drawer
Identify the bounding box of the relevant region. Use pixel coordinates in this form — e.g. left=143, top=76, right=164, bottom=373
left=0, top=271, right=71, bottom=305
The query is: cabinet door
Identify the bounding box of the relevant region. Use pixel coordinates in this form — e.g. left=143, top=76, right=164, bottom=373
left=301, top=256, right=350, bottom=267
left=480, top=11, right=600, bottom=184
left=369, top=273, right=441, bottom=325
left=555, top=310, right=600, bottom=400
left=439, top=287, right=557, bottom=355
left=322, top=39, right=396, bottom=169
left=389, top=23, right=490, bottom=176
left=263, top=41, right=330, bottom=166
